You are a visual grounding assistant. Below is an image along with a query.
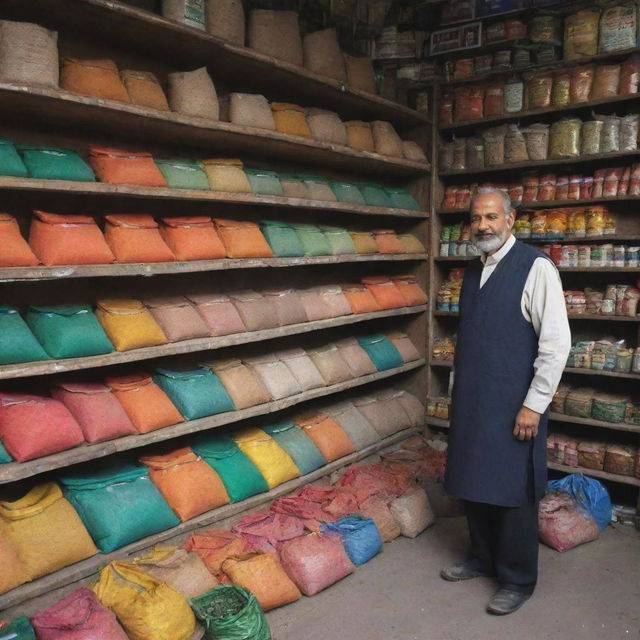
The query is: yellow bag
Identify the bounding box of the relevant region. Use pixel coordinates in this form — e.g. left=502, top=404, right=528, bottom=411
left=96, top=298, right=167, bottom=351
left=232, top=428, right=300, bottom=489
left=93, top=561, right=196, bottom=640
left=0, top=524, right=30, bottom=595
left=201, top=158, right=252, bottom=193
left=0, top=483, right=97, bottom=580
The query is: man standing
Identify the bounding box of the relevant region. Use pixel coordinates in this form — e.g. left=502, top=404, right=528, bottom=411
left=441, top=188, right=571, bottom=615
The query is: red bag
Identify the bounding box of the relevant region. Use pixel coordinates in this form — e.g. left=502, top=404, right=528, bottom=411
left=336, top=464, right=401, bottom=504
left=183, top=529, right=250, bottom=576
left=294, top=484, right=359, bottom=525
left=270, top=495, right=326, bottom=531
left=31, top=587, right=129, bottom=640
left=0, top=393, right=85, bottom=462
left=232, top=512, right=304, bottom=553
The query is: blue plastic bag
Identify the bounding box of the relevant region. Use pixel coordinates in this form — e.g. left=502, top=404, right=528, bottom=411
left=547, top=474, right=612, bottom=531
left=321, top=516, right=383, bottom=565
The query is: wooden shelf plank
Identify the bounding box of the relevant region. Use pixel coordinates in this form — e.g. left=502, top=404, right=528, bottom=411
left=548, top=461, right=640, bottom=487
left=549, top=412, right=640, bottom=434
left=524, top=235, right=640, bottom=244
left=0, top=359, right=425, bottom=484
left=0, top=305, right=427, bottom=379
left=435, top=256, right=476, bottom=262
left=434, top=311, right=639, bottom=322
left=435, top=256, right=638, bottom=271
left=0, top=84, right=429, bottom=179
left=564, top=367, right=640, bottom=380
left=0, top=254, right=428, bottom=283
left=433, top=311, right=460, bottom=317
left=0, top=426, right=419, bottom=611
left=425, top=416, right=450, bottom=428
left=430, top=359, right=453, bottom=368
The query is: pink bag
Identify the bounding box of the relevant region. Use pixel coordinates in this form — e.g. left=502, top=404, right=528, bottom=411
left=232, top=512, right=304, bottom=553
left=51, top=382, right=136, bottom=443
left=186, top=292, right=247, bottom=336
left=144, top=295, right=211, bottom=342
left=298, top=288, right=334, bottom=321
left=31, top=587, right=129, bottom=640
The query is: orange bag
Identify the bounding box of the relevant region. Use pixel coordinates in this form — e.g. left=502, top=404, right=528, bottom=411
left=28, top=210, right=115, bottom=266
left=271, top=103, right=312, bottom=138
left=372, top=229, right=406, bottom=254
left=104, top=214, right=175, bottom=262
left=295, top=412, right=356, bottom=462
left=183, top=529, right=250, bottom=576
left=121, top=70, right=170, bottom=111
left=61, top=58, right=131, bottom=102
left=222, top=552, right=301, bottom=611
left=89, top=146, right=167, bottom=187
left=107, top=373, right=183, bottom=433
left=341, top=283, right=381, bottom=314
left=362, top=276, right=406, bottom=309
left=390, top=275, right=427, bottom=306
left=213, top=218, right=273, bottom=258
left=141, top=448, right=230, bottom=522
left=349, top=230, right=378, bottom=254
left=159, top=216, right=226, bottom=261
left=0, top=213, right=39, bottom=266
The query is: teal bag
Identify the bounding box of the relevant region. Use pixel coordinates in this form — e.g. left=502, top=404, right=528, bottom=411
left=244, top=169, right=283, bottom=196
left=153, top=367, right=234, bottom=421
left=60, top=463, right=180, bottom=553
left=191, top=434, right=269, bottom=502
left=330, top=181, right=366, bottom=205
left=384, top=187, right=420, bottom=211
left=0, top=306, right=49, bottom=365
left=154, top=158, right=210, bottom=190
left=318, top=225, right=357, bottom=255
left=290, top=224, right=331, bottom=256
left=261, top=421, right=326, bottom=475
left=0, top=617, right=35, bottom=640
left=259, top=221, right=305, bottom=257
left=0, top=442, right=13, bottom=463
left=16, top=145, right=95, bottom=182
left=356, top=334, right=404, bottom=371
left=359, top=183, right=393, bottom=207
left=26, top=304, right=114, bottom=359
left=0, top=139, right=28, bottom=178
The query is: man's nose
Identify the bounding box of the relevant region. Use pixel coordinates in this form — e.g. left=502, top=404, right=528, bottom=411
left=477, top=218, right=489, bottom=231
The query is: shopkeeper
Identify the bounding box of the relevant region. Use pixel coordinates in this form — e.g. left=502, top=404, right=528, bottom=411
left=442, top=187, right=571, bottom=615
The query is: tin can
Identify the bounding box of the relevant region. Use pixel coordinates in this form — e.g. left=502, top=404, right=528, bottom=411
left=614, top=245, right=626, bottom=268
left=565, top=245, right=579, bottom=267
left=578, top=245, right=591, bottom=268
left=440, top=242, right=450, bottom=257
left=626, top=246, right=639, bottom=267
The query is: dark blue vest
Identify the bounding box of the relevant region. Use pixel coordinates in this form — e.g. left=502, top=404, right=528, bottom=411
left=444, top=239, right=549, bottom=507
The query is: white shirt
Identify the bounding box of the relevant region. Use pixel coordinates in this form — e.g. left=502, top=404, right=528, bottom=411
left=478, top=234, right=571, bottom=414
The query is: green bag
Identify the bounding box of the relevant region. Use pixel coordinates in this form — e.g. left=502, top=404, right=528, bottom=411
left=244, top=169, right=283, bottom=196
left=154, top=158, right=210, bottom=190
left=0, top=617, right=36, bottom=640
left=356, top=334, right=404, bottom=371
left=0, top=441, right=13, bottom=463
left=359, top=183, right=393, bottom=207
left=259, top=221, right=305, bottom=257
left=191, top=434, right=268, bottom=502
left=384, top=187, right=420, bottom=211
left=0, top=306, right=49, bottom=365
left=60, top=463, right=180, bottom=553
left=261, top=421, right=326, bottom=475
left=153, top=367, right=234, bottom=421
left=16, top=145, right=96, bottom=182
left=318, top=225, right=357, bottom=255
left=330, top=181, right=366, bottom=205
left=0, top=139, right=28, bottom=178
left=191, top=585, right=271, bottom=640
left=26, top=304, right=114, bottom=359
left=290, top=224, right=331, bottom=256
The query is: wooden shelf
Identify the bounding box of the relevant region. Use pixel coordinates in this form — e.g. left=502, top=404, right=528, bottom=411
left=548, top=461, right=640, bottom=487
left=435, top=255, right=476, bottom=262
left=0, top=254, right=428, bottom=283
left=430, top=359, right=454, bottom=368
left=0, top=84, right=429, bottom=179
left=549, top=412, right=640, bottom=434
left=524, top=235, right=640, bottom=244
left=0, top=305, right=427, bottom=380
left=559, top=266, right=639, bottom=272
left=564, top=367, right=640, bottom=380
left=438, top=196, right=640, bottom=214
left=568, top=314, right=640, bottom=322
left=425, top=416, right=450, bottom=428
left=0, top=177, right=428, bottom=219
left=433, top=311, right=460, bottom=317
left=0, top=426, right=419, bottom=611
left=429, top=38, right=525, bottom=60
left=0, top=360, right=425, bottom=484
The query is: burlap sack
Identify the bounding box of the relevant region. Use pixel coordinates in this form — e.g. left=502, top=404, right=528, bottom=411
left=402, top=141, right=427, bottom=162
left=371, top=121, right=404, bottom=157
left=248, top=10, right=303, bottom=66
left=345, top=121, right=375, bottom=151
left=0, top=20, right=59, bottom=88
left=206, top=0, right=245, bottom=44
left=168, top=67, right=219, bottom=119
left=306, top=108, right=347, bottom=145
left=303, top=28, right=347, bottom=81
left=121, top=70, right=170, bottom=111
left=345, top=55, right=377, bottom=94
left=229, top=93, right=275, bottom=130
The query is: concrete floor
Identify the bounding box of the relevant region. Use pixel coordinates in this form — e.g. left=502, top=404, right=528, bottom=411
left=267, top=517, right=640, bottom=640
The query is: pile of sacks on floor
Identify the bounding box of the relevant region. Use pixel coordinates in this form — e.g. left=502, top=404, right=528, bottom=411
left=0, top=436, right=447, bottom=640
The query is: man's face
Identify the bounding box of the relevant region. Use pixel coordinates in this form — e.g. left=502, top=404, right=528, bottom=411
left=470, top=193, right=515, bottom=254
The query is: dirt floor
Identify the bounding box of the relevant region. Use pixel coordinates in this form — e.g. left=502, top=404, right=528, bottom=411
left=267, top=516, right=640, bottom=640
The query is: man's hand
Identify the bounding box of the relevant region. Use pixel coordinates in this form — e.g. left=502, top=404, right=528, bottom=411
left=513, top=406, right=541, bottom=441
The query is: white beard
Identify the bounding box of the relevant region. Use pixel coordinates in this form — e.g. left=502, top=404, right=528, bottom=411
left=473, top=231, right=507, bottom=254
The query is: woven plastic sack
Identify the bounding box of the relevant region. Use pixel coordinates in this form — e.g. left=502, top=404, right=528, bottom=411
left=259, top=220, right=305, bottom=257
left=0, top=213, right=37, bottom=267
left=61, top=463, right=180, bottom=552
left=161, top=0, right=205, bottom=29
left=371, top=121, right=403, bottom=157
left=403, top=141, right=428, bottom=162
left=244, top=168, right=283, bottom=196
left=51, top=382, right=136, bottom=443
left=275, top=348, right=325, bottom=391
left=93, top=561, right=196, bottom=640
left=144, top=295, right=210, bottom=342
left=88, top=146, right=167, bottom=187
left=342, top=283, right=381, bottom=313
left=0, top=527, right=29, bottom=595
left=354, top=395, right=406, bottom=438
left=168, top=67, right=219, bottom=119
left=29, top=210, right=113, bottom=265
left=398, top=233, right=426, bottom=251
left=387, top=331, right=421, bottom=362
left=295, top=484, right=360, bottom=522
left=0, top=307, right=48, bottom=365
left=153, top=367, right=234, bottom=420
left=324, top=399, right=380, bottom=450
left=18, top=145, right=95, bottom=182
left=232, top=512, right=304, bottom=553
left=272, top=102, right=311, bottom=137
left=307, top=344, right=353, bottom=385
left=385, top=188, right=420, bottom=211
left=104, top=213, right=175, bottom=262
left=245, top=354, right=302, bottom=399
left=26, top=304, right=114, bottom=358
left=262, top=288, right=308, bottom=326
left=359, top=184, right=393, bottom=208
left=345, top=55, right=376, bottom=94
left=228, top=290, right=279, bottom=331
left=222, top=552, right=301, bottom=611
left=154, top=158, right=209, bottom=190
left=191, top=434, right=269, bottom=502
left=279, top=174, right=310, bottom=198
left=538, top=491, right=599, bottom=552
left=106, top=373, right=183, bottom=433
left=0, top=617, right=35, bottom=640
left=262, top=421, right=327, bottom=474
left=96, top=298, right=168, bottom=351
left=317, top=285, right=352, bottom=317
left=291, top=223, right=331, bottom=256
left=0, top=139, right=27, bottom=177
left=389, top=487, right=434, bottom=538
left=295, top=412, right=356, bottom=462
left=306, top=109, right=347, bottom=145
left=359, top=496, right=400, bottom=542
left=213, top=219, right=273, bottom=258
left=160, top=216, right=226, bottom=260
left=206, top=0, right=245, bottom=44
left=391, top=275, right=427, bottom=306
left=319, top=225, right=357, bottom=254
left=547, top=473, right=612, bottom=531
left=186, top=292, right=247, bottom=336
left=372, top=229, right=405, bottom=253
left=120, top=69, right=169, bottom=111
left=303, top=28, right=347, bottom=81
left=0, top=483, right=97, bottom=579
left=278, top=532, right=354, bottom=596
left=206, top=358, right=271, bottom=409
left=202, top=159, right=251, bottom=192
left=349, top=230, right=378, bottom=254
left=190, top=585, right=270, bottom=640
left=31, top=587, right=129, bottom=640
left=321, top=516, right=383, bottom=565
left=393, top=389, right=424, bottom=426
left=334, top=337, right=377, bottom=377
left=233, top=427, right=301, bottom=488
left=299, top=174, right=337, bottom=201
left=336, top=464, right=398, bottom=504
left=362, top=276, right=406, bottom=309
left=248, top=10, right=303, bottom=65
left=357, top=334, right=404, bottom=370
left=183, top=529, right=250, bottom=575
left=229, top=93, right=275, bottom=130
left=345, top=121, right=375, bottom=151
left=61, top=58, right=130, bottom=102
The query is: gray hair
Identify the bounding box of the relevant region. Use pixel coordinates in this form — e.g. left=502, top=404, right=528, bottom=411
left=470, top=187, right=513, bottom=216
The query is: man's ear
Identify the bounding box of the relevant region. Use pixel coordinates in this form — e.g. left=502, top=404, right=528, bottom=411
left=506, top=208, right=516, bottom=230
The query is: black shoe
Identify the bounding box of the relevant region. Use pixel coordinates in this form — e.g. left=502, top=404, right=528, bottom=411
left=440, top=560, right=494, bottom=582
left=486, top=589, right=531, bottom=615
